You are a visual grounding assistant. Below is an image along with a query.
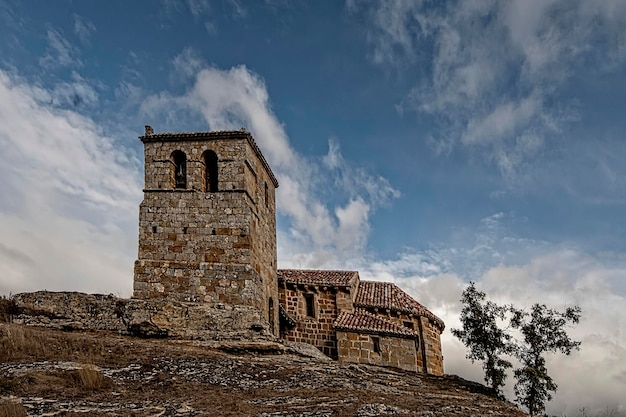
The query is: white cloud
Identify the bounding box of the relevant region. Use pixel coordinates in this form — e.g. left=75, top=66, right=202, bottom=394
left=353, top=0, right=626, bottom=175
left=227, top=0, right=247, bottom=19
left=142, top=58, right=399, bottom=268
left=73, top=14, right=96, bottom=46
left=172, top=47, right=205, bottom=80
left=322, top=138, right=401, bottom=207
left=39, top=28, right=83, bottom=69
left=478, top=252, right=626, bottom=416
left=204, top=21, right=217, bottom=34
left=0, top=70, right=141, bottom=296
left=356, top=245, right=626, bottom=416
left=186, top=0, right=211, bottom=18
left=462, top=94, right=543, bottom=146
left=514, top=133, right=626, bottom=205
left=50, top=72, right=99, bottom=108
left=347, top=209, right=626, bottom=414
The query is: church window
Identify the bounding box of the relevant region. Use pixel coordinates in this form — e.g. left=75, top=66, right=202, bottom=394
left=264, top=182, right=269, bottom=207
left=172, top=150, right=187, bottom=189
left=203, top=150, right=219, bottom=192
left=372, top=336, right=381, bottom=353
left=304, top=293, right=315, bottom=318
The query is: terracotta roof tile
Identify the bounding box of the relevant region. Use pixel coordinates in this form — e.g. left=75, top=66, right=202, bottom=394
left=334, top=310, right=416, bottom=338
left=278, top=269, right=358, bottom=287
left=355, top=281, right=445, bottom=330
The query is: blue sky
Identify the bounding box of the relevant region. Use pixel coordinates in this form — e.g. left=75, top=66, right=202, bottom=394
left=1, top=0, right=626, bottom=414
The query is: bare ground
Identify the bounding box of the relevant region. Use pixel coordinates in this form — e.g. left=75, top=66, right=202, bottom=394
left=0, top=324, right=528, bottom=417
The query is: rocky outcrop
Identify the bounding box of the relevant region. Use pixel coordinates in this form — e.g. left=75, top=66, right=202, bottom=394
left=11, top=291, right=271, bottom=341
left=0, top=323, right=528, bottom=417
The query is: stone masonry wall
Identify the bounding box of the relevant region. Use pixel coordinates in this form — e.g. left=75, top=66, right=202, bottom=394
left=134, top=191, right=263, bottom=309
left=279, top=286, right=339, bottom=358
left=336, top=331, right=418, bottom=372
left=244, top=141, right=278, bottom=335
left=134, top=132, right=278, bottom=334
left=357, top=307, right=443, bottom=375
left=335, top=284, right=356, bottom=314
left=384, top=313, right=425, bottom=372
left=420, top=316, right=444, bottom=376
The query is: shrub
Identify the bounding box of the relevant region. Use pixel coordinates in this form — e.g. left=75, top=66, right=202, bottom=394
left=74, top=364, right=112, bottom=391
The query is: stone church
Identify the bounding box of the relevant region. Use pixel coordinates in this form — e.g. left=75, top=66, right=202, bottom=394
left=133, top=127, right=445, bottom=375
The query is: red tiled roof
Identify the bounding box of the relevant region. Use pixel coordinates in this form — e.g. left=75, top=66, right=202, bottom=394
left=334, top=310, right=416, bottom=338
left=278, top=269, right=358, bottom=287
left=355, top=281, right=445, bottom=330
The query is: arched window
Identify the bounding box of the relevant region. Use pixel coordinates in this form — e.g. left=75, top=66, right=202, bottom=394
left=171, top=150, right=187, bottom=189
left=203, top=150, right=218, bottom=192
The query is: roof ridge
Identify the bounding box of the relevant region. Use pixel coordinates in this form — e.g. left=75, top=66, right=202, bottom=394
left=278, top=269, right=359, bottom=287
left=355, top=280, right=445, bottom=330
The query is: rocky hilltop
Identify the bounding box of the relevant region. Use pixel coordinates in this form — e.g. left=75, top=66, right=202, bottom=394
left=0, top=294, right=528, bottom=417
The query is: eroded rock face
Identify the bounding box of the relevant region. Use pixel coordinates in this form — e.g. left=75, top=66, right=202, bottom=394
left=11, top=291, right=271, bottom=341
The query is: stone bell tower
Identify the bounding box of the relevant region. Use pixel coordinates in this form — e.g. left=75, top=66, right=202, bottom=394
left=133, top=126, right=279, bottom=335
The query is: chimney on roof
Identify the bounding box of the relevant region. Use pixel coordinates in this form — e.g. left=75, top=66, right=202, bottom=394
left=145, top=125, right=154, bottom=136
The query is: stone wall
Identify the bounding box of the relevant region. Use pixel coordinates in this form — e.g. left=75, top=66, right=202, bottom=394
left=355, top=307, right=444, bottom=375
left=335, top=282, right=356, bottom=313
left=336, top=331, right=418, bottom=372
left=243, top=141, right=278, bottom=335
left=134, top=131, right=279, bottom=335
left=279, top=286, right=341, bottom=358
left=420, top=316, right=444, bottom=375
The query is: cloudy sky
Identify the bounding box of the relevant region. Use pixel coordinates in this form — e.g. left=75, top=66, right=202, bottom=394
left=1, top=0, right=625, bottom=414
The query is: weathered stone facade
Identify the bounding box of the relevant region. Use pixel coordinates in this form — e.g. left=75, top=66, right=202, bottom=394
left=353, top=281, right=445, bottom=375
left=278, top=270, right=446, bottom=375
left=278, top=271, right=358, bottom=358
left=131, top=126, right=444, bottom=374
left=133, top=128, right=279, bottom=335
left=336, top=330, right=418, bottom=372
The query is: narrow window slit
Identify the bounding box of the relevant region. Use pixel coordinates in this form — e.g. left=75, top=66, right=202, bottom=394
left=171, top=150, right=187, bottom=189
left=372, top=336, right=381, bottom=354
left=304, top=294, right=315, bottom=318
left=203, top=150, right=219, bottom=192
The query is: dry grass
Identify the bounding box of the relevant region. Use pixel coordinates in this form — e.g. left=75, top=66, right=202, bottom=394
left=1, top=367, right=113, bottom=399
left=0, top=401, right=27, bottom=417
left=0, top=324, right=49, bottom=362
left=0, top=324, right=131, bottom=366
left=74, top=364, right=112, bottom=390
